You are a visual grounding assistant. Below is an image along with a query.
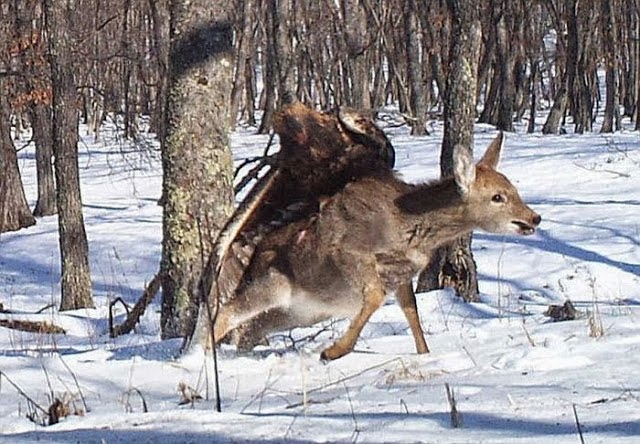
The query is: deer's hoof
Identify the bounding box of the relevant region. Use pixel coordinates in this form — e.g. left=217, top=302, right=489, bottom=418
left=319, top=344, right=350, bottom=362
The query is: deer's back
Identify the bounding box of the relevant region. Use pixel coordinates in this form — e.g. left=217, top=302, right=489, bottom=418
left=245, top=174, right=417, bottom=300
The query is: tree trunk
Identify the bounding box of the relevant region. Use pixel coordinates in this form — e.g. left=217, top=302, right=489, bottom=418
left=9, top=0, right=56, bottom=218
left=405, top=0, right=427, bottom=135
left=416, top=0, right=481, bottom=302
left=44, top=0, right=94, bottom=310
left=148, top=0, right=170, bottom=141
left=30, top=104, right=57, bottom=217
left=636, top=0, right=640, bottom=131
left=542, top=0, right=569, bottom=135
left=495, top=14, right=515, bottom=132
left=257, top=1, right=278, bottom=134
left=160, top=1, right=235, bottom=339
left=0, top=98, right=36, bottom=234
left=342, top=0, right=371, bottom=109
left=229, top=0, right=252, bottom=128
left=601, top=0, right=620, bottom=133
left=542, top=78, right=568, bottom=134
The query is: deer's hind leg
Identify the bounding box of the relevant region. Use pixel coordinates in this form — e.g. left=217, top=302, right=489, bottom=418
left=320, top=279, right=387, bottom=361
left=213, top=269, right=292, bottom=345
left=395, top=282, right=429, bottom=354
left=231, top=308, right=293, bottom=351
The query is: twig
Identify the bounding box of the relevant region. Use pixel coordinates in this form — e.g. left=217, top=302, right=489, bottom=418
left=400, top=398, right=409, bottom=414
left=572, top=161, right=630, bottom=178
left=40, top=359, right=55, bottom=404
left=461, top=345, right=478, bottom=367
left=240, top=368, right=281, bottom=413
left=204, top=290, right=222, bottom=413
left=522, top=319, right=536, bottom=347
left=445, top=383, right=463, bottom=428
left=0, top=370, right=48, bottom=415
left=195, top=216, right=223, bottom=413
left=58, top=354, right=89, bottom=414
left=123, top=387, right=148, bottom=413
left=108, top=297, right=130, bottom=336
left=299, top=357, right=402, bottom=396
left=343, top=383, right=360, bottom=443
left=233, top=132, right=278, bottom=194
left=233, top=154, right=278, bottom=195
left=572, top=403, right=585, bottom=444
left=109, top=273, right=162, bottom=338
left=35, top=303, right=56, bottom=314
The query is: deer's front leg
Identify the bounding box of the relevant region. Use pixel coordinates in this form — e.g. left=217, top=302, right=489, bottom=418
left=395, top=281, right=429, bottom=354
left=320, top=280, right=386, bottom=361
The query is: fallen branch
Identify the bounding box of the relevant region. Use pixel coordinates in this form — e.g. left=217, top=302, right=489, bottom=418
left=110, top=273, right=162, bottom=338
left=0, top=302, right=55, bottom=314
left=0, top=319, right=65, bottom=334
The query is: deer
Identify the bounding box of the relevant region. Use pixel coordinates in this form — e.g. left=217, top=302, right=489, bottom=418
left=210, top=133, right=541, bottom=361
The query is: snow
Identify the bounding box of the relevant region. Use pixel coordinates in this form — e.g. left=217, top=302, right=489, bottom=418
left=1, top=115, right=639, bottom=443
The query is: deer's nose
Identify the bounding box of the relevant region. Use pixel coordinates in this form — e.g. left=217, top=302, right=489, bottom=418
left=532, top=214, right=542, bottom=226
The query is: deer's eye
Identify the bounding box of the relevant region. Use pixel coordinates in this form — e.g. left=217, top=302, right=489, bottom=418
left=492, top=194, right=505, bottom=203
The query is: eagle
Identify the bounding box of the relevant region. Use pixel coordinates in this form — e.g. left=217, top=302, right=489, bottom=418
left=189, top=98, right=397, bottom=350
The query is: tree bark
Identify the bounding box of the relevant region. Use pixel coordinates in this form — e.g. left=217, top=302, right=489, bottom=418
left=542, top=0, right=568, bottom=134
left=601, top=0, right=620, bottom=133
left=257, top=1, right=278, bottom=134
left=494, top=14, right=515, bottom=132
left=148, top=0, right=170, bottom=141
left=405, top=0, right=427, bottom=135
left=416, top=0, right=481, bottom=302
left=0, top=98, right=36, bottom=233
left=44, top=0, right=94, bottom=310
left=160, top=1, right=235, bottom=339
left=9, top=1, right=57, bottom=217
left=30, top=104, right=57, bottom=217
left=636, top=0, right=640, bottom=131
left=229, top=0, right=252, bottom=128
left=342, top=0, right=371, bottom=109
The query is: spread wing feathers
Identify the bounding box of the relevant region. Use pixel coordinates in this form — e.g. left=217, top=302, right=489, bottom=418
left=208, top=100, right=396, bottom=306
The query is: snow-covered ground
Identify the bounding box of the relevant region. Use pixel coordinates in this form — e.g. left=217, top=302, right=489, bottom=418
left=1, top=115, right=639, bottom=443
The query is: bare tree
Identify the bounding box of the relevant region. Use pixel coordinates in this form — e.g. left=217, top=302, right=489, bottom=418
left=405, top=0, right=427, bottom=135
left=13, top=2, right=57, bottom=217
left=0, top=5, right=33, bottom=233
left=601, top=0, right=621, bottom=133
left=0, top=98, right=36, bottom=234
left=44, top=0, right=94, bottom=310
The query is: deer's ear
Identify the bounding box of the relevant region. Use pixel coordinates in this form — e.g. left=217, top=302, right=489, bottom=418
left=453, top=144, right=476, bottom=195
left=477, top=132, right=504, bottom=170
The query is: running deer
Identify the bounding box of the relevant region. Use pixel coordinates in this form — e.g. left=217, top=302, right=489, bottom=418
left=212, top=134, right=541, bottom=360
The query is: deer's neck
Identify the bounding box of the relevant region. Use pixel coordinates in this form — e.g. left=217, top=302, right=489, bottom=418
left=396, top=178, right=474, bottom=252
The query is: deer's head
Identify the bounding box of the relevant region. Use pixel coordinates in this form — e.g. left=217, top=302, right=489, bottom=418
left=453, top=133, right=541, bottom=236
